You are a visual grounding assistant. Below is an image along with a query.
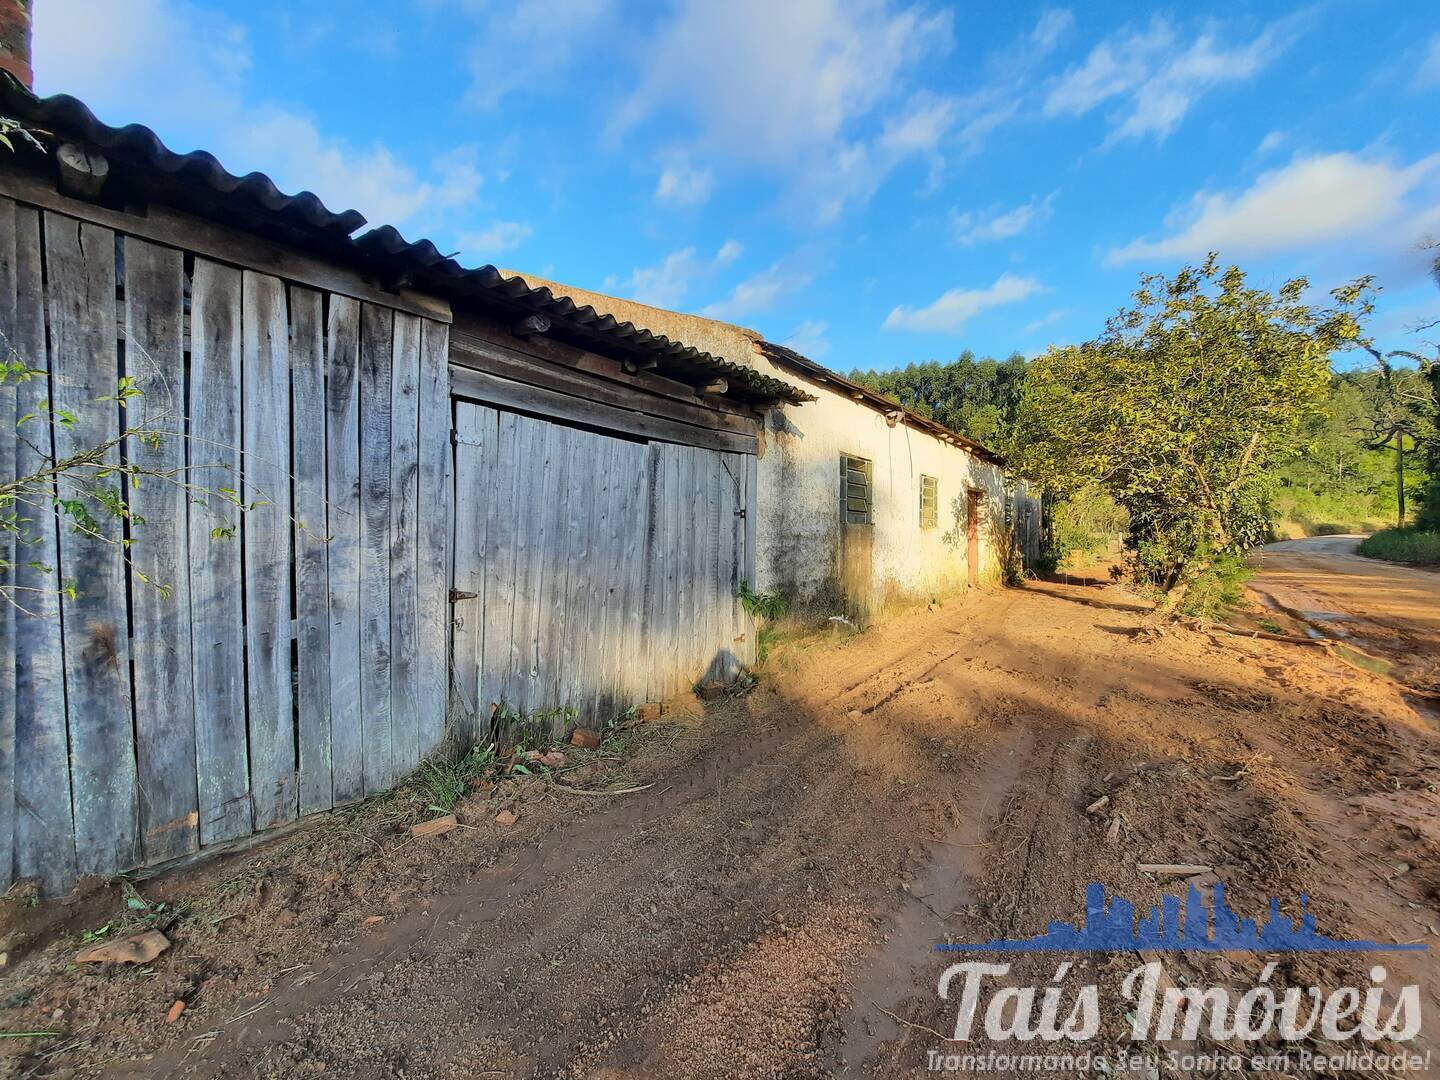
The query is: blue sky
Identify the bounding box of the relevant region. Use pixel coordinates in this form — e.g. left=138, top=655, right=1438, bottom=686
left=36, top=1, right=1440, bottom=373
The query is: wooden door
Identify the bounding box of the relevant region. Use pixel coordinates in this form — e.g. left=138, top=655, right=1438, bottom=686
left=450, top=399, right=750, bottom=740
left=966, top=490, right=982, bottom=588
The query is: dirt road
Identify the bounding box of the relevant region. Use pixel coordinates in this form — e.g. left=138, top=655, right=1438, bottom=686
left=1252, top=535, right=1440, bottom=698
left=3, top=577, right=1438, bottom=1078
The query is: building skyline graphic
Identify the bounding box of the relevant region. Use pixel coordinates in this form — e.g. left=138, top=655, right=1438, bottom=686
left=936, top=882, right=1427, bottom=954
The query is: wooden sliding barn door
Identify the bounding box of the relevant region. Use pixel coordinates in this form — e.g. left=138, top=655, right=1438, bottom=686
left=450, top=401, right=750, bottom=740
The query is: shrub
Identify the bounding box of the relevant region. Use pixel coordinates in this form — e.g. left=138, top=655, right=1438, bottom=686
left=1174, top=553, right=1252, bottom=618
left=1357, top=527, right=1440, bottom=566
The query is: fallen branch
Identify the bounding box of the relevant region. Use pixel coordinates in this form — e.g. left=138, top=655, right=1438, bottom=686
left=871, top=1001, right=953, bottom=1042
left=1182, top=617, right=1328, bottom=647
left=1138, top=863, right=1212, bottom=877
left=550, top=782, right=655, bottom=797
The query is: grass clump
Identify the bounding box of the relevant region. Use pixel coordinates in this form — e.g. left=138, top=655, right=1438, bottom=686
left=1176, top=553, right=1252, bottom=619
left=1357, top=527, right=1440, bottom=566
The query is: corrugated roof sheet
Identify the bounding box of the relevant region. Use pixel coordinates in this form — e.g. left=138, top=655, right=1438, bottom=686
left=1, top=85, right=366, bottom=237
left=0, top=76, right=809, bottom=407
left=352, top=228, right=813, bottom=405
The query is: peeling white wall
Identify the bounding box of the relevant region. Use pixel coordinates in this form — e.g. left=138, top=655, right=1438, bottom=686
left=750, top=355, right=1040, bottom=612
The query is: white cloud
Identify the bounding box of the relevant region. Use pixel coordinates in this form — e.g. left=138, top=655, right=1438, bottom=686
left=951, top=192, right=1057, bottom=245
left=878, top=92, right=956, bottom=155
left=701, top=256, right=815, bottom=320
left=606, top=241, right=744, bottom=309
left=1030, top=9, right=1075, bottom=53
left=34, top=0, right=484, bottom=233
left=231, top=114, right=481, bottom=227
left=1256, top=130, right=1287, bottom=155
left=1023, top=309, right=1069, bottom=335
left=461, top=0, right=616, bottom=108
left=457, top=221, right=534, bottom=257
left=1419, top=34, right=1440, bottom=89
left=1108, top=152, right=1440, bottom=264
left=780, top=319, right=831, bottom=358
left=655, top=162, right=714, bottom=207
left=883, top=273, right=1043, bottom=332
left=1044, top=16, right=1298, bottom=142
left=610, top=0, right=955, bottom=221
left=613, top=0, right=951, bottom=158
left=939, top=10, right=1080, bottom=158
left=35, top=0, right=250, bottom=128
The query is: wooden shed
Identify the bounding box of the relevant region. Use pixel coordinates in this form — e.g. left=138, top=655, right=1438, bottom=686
left=0, top=84, right=807, bottom=894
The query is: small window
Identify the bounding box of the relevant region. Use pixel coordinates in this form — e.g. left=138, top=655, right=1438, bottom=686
left=840, top=454, right=873, bottom=524
left=919, top=475, right=938, bottom=529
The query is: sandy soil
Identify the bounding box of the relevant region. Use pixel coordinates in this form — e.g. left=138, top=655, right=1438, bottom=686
left=2, top=571, right=1438, bottom=1078
left=1252, top=535, right=1440, bottom=705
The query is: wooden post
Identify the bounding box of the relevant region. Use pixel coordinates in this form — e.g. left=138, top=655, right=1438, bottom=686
left=56, top=144, right=109, bottom=201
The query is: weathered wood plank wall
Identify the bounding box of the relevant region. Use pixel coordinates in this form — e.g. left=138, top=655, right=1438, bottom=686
left=0, top=195, right=451, bottom=894
left=450, top=399, right=753, bottom=737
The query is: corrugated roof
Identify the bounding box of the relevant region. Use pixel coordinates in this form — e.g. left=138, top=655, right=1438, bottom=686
left=488, top=272, right=1006, bottom=464
left=1, top=85, right=366, bottom=237
left=352, top=228, right=812, bottom=405
left=0, top=76, right=808, bottom=407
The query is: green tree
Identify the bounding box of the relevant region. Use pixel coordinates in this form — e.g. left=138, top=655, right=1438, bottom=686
left=1353, top=346, right=1433, bottom=527
left=849, top=351, right=1029, bottom=446
left=1009, top=256, right=1371, bottom=615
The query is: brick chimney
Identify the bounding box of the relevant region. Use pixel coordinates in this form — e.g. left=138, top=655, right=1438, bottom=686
left=0, top=1, right=32, bottom=89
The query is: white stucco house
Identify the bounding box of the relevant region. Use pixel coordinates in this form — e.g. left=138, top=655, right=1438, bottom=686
left=503, top=275, right=1043, bottom=619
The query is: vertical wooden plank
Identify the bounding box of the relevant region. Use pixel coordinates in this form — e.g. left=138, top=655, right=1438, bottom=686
left=324, top=296, right=363, bottom=804
left=9, top=205, right=75, bottom=891
left=0, top=198, right=15, bottom=889
left=290, top=286, right=331, bottom=815
left=588, top=436, right=621, bottom=722
left=585, top=434, right=613, bottom=722
left=597, top=439, right=639, bottom=721
left=188, top=259, right=250, bottom=845
left=727, top=452, right=746, bottom=678
left=714, top=453, right=738, bottom=681
left=700, top=452, right=722, bottom=682
left=506, top=415, right=545, bottom=715
left=579, top=435, right=616, bottom=721
left=125, top=239, right=198, bottom=863
left=45, top=212, right=138, bottom=876
left=415, top=320, right=450, bottom=758
left=611, top=443, right=648, bottom=708
left=640, top=443, right=664, bottom=703
left=659, top=443, right=679, bottom=696
left=534, top=423, right=572, bottom=725
left=647, top=444, right=673, bottom=699
left=241, top=270, right=295, bottom=829
left=679, top=446, right=703, bottom=690
left=480, top=411, right=519, bottom=731
left=389, top=313, right=421, bottom=774
left=626, top=449, right=653, bottom=702
left=358, top=303, right=393, bottom=792
left=449, top=403, right=487, bottom=746
left=556, top=429, right=592, bottom=717
left=743, top=452, right=758, bottom=669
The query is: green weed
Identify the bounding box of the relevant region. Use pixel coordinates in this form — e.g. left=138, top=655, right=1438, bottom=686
left=1357, top=527, right=1440, bottom=566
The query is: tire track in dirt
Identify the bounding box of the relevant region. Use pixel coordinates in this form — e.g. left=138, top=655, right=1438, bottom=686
left=13, top=579, right=1439, bottom=1077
